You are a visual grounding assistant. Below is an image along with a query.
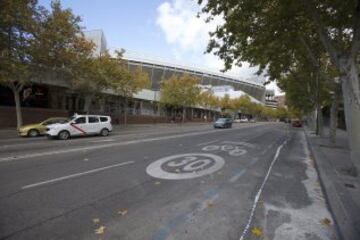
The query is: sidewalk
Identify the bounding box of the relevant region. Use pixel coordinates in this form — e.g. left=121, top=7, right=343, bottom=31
left=304, top=127, right=360, bottom=240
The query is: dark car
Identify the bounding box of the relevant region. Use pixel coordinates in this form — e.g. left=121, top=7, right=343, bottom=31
left=214, top=118, right=233, bottom=128
left=291, top=119, right=303, bottom=128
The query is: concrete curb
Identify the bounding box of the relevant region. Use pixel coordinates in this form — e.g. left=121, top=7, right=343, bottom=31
left=303, top=128, right=358, bottom=240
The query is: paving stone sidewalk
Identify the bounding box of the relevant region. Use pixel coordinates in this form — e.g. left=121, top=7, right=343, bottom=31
left=305, top=127, right=360, bottom=240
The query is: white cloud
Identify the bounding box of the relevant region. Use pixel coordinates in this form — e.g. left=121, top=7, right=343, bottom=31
left=266, top=81, right=284, bottom=95
left=156, top=0, right=267, bottom=85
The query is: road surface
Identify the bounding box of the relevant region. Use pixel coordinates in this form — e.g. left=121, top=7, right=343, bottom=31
left=0, top=123, right=337, bottom=240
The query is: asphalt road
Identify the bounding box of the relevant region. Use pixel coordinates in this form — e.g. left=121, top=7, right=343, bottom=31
left=0, top=123, right=338, bottom=240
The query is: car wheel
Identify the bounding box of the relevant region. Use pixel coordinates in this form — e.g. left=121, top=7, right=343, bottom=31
left=58, top=130, right=70, bottom=140
left=28, top=129, right=39, bottom=137
left=100, top=128, right=109, bottom=136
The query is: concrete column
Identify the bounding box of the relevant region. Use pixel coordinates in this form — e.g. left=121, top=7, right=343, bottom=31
left=139, top=101, right=143, bottom=115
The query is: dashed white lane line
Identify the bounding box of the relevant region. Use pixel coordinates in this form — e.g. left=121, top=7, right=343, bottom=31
left=89, top=139, right=116, bottom=143
left=21, top=161, right=134, bottom=189
left=239, top=139, right=288, bottom=240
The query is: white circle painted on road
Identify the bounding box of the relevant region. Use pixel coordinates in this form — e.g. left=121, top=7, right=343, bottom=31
left=146, top=153, right=225, bottom=180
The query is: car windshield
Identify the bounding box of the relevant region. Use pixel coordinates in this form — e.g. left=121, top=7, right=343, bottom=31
left=64, top=116, right=76, bottom=123
left=42, top=118, right=65, bottom=125
left=216, top=118, right=226, bottom=122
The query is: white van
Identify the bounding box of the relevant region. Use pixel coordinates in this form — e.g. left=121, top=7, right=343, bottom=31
left=46, top=114, right=112, bottom=140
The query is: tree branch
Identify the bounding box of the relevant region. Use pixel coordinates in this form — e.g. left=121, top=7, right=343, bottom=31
left=350, top=0, right=360, bottom=60
left=299, top=35, right=334, bottom=84
left=304, top=0, right=340, bottom=68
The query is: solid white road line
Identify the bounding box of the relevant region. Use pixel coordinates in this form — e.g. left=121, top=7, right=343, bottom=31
left=238, top=139, right=288, bottom=240
left=0, top=124, right=266, bottom=163
left=21, top=161, right=134, bottom=190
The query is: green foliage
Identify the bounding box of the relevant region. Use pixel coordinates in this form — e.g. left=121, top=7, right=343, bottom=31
left=199, top=90, right=219, bottom=109
left=0, top=0, right=40, bottom=89
left=198, top=0, right=352, bottom=121
left=160, top=74, right=201, bottom=109
left=109, top=53, right=150, bottom=98
left=219, top=94, right=232, bottom=111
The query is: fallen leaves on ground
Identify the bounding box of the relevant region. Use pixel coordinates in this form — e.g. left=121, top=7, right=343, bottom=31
left=92, top=218, right=100, bottom=224
left=320, top=218, right=331, bottom=225
left=155, top=181, right=161, bottom=185
left=251, top=227, right=263, bottom=237
left=95, top=226, right=106, bottom=234
left=118, top=209, right=128, bottom=216
left=207, top=201, right=214, bottom=208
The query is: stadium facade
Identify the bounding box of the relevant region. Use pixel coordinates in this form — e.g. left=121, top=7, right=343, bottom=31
left=0, top=30, right=266, bottom=128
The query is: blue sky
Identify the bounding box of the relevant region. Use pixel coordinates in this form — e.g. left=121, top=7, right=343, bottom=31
left=39, top=0, right=280, bottom=92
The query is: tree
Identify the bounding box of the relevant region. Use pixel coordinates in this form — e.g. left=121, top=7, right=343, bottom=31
left=199, top=90, right=218, bottom=120
left=0, top=0, right=93, bottom=128
left=219, top=94, right=233, bottom=111
left=198, top=0, right=360, bottom=164
left=233, top=95, right=252, bottom=114
left=0, top=0, right=40, bottom=128
left=109, top=52, right=150, bottom=125
left=277, top=58, right=332, bottom=135
left=160, top=74, right=201, bottom=123
left=35, top=1, right=97, bottom=114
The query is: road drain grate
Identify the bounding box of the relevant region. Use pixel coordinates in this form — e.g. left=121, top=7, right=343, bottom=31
left=344, top=183, right=356, bottom=189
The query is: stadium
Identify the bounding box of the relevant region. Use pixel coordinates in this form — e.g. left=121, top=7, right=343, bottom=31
left=0, top=30, right=266, bottom=127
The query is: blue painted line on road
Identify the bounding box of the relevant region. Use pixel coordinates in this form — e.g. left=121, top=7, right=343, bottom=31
left=152, top=213, right=188, bottom=240
left=204, top=188, right=218, bottom=198
left=229, top=169, right=246, bottom=183
left=152, top=187, right=220, bottom=240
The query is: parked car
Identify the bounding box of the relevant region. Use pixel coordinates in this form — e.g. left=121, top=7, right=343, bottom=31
left=18, top=117, right=68, bottom=137
left=291, top=119, right=303, bottom=128
left=213, top=118, right=233, bottom=128
left=46, top=114, right=112, bottom=140
left=239, top=118, right=249, bottom=123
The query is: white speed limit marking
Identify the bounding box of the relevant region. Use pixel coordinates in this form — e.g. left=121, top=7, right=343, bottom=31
left=146, top=153, right=225, bottom=180
left=202, top=144, right=247, bottom=156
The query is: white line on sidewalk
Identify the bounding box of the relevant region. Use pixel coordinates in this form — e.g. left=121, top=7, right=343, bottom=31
left=21, top=161, right=135, bottom=190
left=238, top=139, right=288, bottom=240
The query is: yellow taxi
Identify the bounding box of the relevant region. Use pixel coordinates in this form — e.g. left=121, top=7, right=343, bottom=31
left=18, top=117, right=68, bottom=137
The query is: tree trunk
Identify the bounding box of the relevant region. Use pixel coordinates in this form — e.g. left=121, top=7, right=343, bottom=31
left=99, top=97, right=106, bottom=114
left=316, top=105, right=324, bottom=137
left=341, top=73, right=360, bottom=174
left=83, top=94, right=92, bottom=114
left=13, top=89, right=23, bottom=128
left=182, top=106, right=186, bottom=123
left=329, top=84, right=341, bottom=143
left=307, top=110, right=317, bottom=131
left=124, top=97, right=128, bottom=125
